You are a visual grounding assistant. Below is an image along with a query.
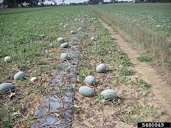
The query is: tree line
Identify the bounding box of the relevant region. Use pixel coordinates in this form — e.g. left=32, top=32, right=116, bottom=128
left=2, top=0, right=171, bottom=8
left=135, top=0, right=171, bottom=2
left=3, top=0, right=42, bottom=7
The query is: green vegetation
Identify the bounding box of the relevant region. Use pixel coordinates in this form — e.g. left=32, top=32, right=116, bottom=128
left=120, top=66, right=134, bottom=76
left=138, top=79, right=151, bottom=90
left=0, top=104, right=14, bottom=128
left=92, top=3, right=171, bottom=36
left=90, top=3, right=171, bottom=72
left=74, top=12, right=161, bottom=127
left=0, top=6, right=80, bottom=83
left=0, top=6, right=82, bottom=127
left=0, top=4, right=168, bottom=127
left=137, top=55, right=153, bottom=62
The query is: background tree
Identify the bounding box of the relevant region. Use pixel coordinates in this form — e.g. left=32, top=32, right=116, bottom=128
left=4, top=0, right=19, bottom=7
left=4, top=0, right=41, bottom=7
left=26, top=0, right=39, bottom=6
left=135, top=0, right=171, bottom=2
left=88, top=0, right=104, bottom=4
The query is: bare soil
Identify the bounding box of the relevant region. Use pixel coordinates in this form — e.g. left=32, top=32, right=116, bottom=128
left=100, top=19, right=171, bottom=120
left=73, top=14, right=171, bottom=127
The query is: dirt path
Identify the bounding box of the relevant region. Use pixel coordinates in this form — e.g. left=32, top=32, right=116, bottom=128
left=100, top=19, right=171, bottom=120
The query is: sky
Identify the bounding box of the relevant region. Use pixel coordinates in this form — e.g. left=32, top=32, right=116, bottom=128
left=0, top=0, right=133, bottom=4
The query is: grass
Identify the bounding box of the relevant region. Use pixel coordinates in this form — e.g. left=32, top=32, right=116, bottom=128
left=90, top=3, right=171, bottom=73
left=137, top=55, right=153, bottom=62
left=122, top=104, right=158, bottom=125
left=0, top=104, right=14, bottom=128
left=138, top=79, right=151, bottom=91
left=120, top=66, right=134, bottom=76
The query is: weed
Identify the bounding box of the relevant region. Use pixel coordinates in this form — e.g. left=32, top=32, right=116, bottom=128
left=72, top=105, right=80, bottom=113
left=120, top=59, right=132, bottom=66
left=137, top=55, right=153, bottom=62
left=95, top=95, right=105, bottom=102
left=0, top=104, right=14, bottom=128
left=35, top=85, right=47, bottom=94
left=112, top=49, right=132, bottom=66
left=138, top=79, right=151, bottom=90
left=131, top=105, right=143, bottom=115
left=129, top=115, right=144, bottom=125
left=145, top=106, right=157, bottom=117
left=120, top=66, right=134, bottom=76
left=79, top=70, right=91, bottom=79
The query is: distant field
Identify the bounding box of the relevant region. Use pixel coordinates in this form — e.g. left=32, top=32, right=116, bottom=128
left=91, top=3, right=171, bottom=72
left=95, top=3, right=171, bottom=36
left=0, top=7, right=51, bottom=15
